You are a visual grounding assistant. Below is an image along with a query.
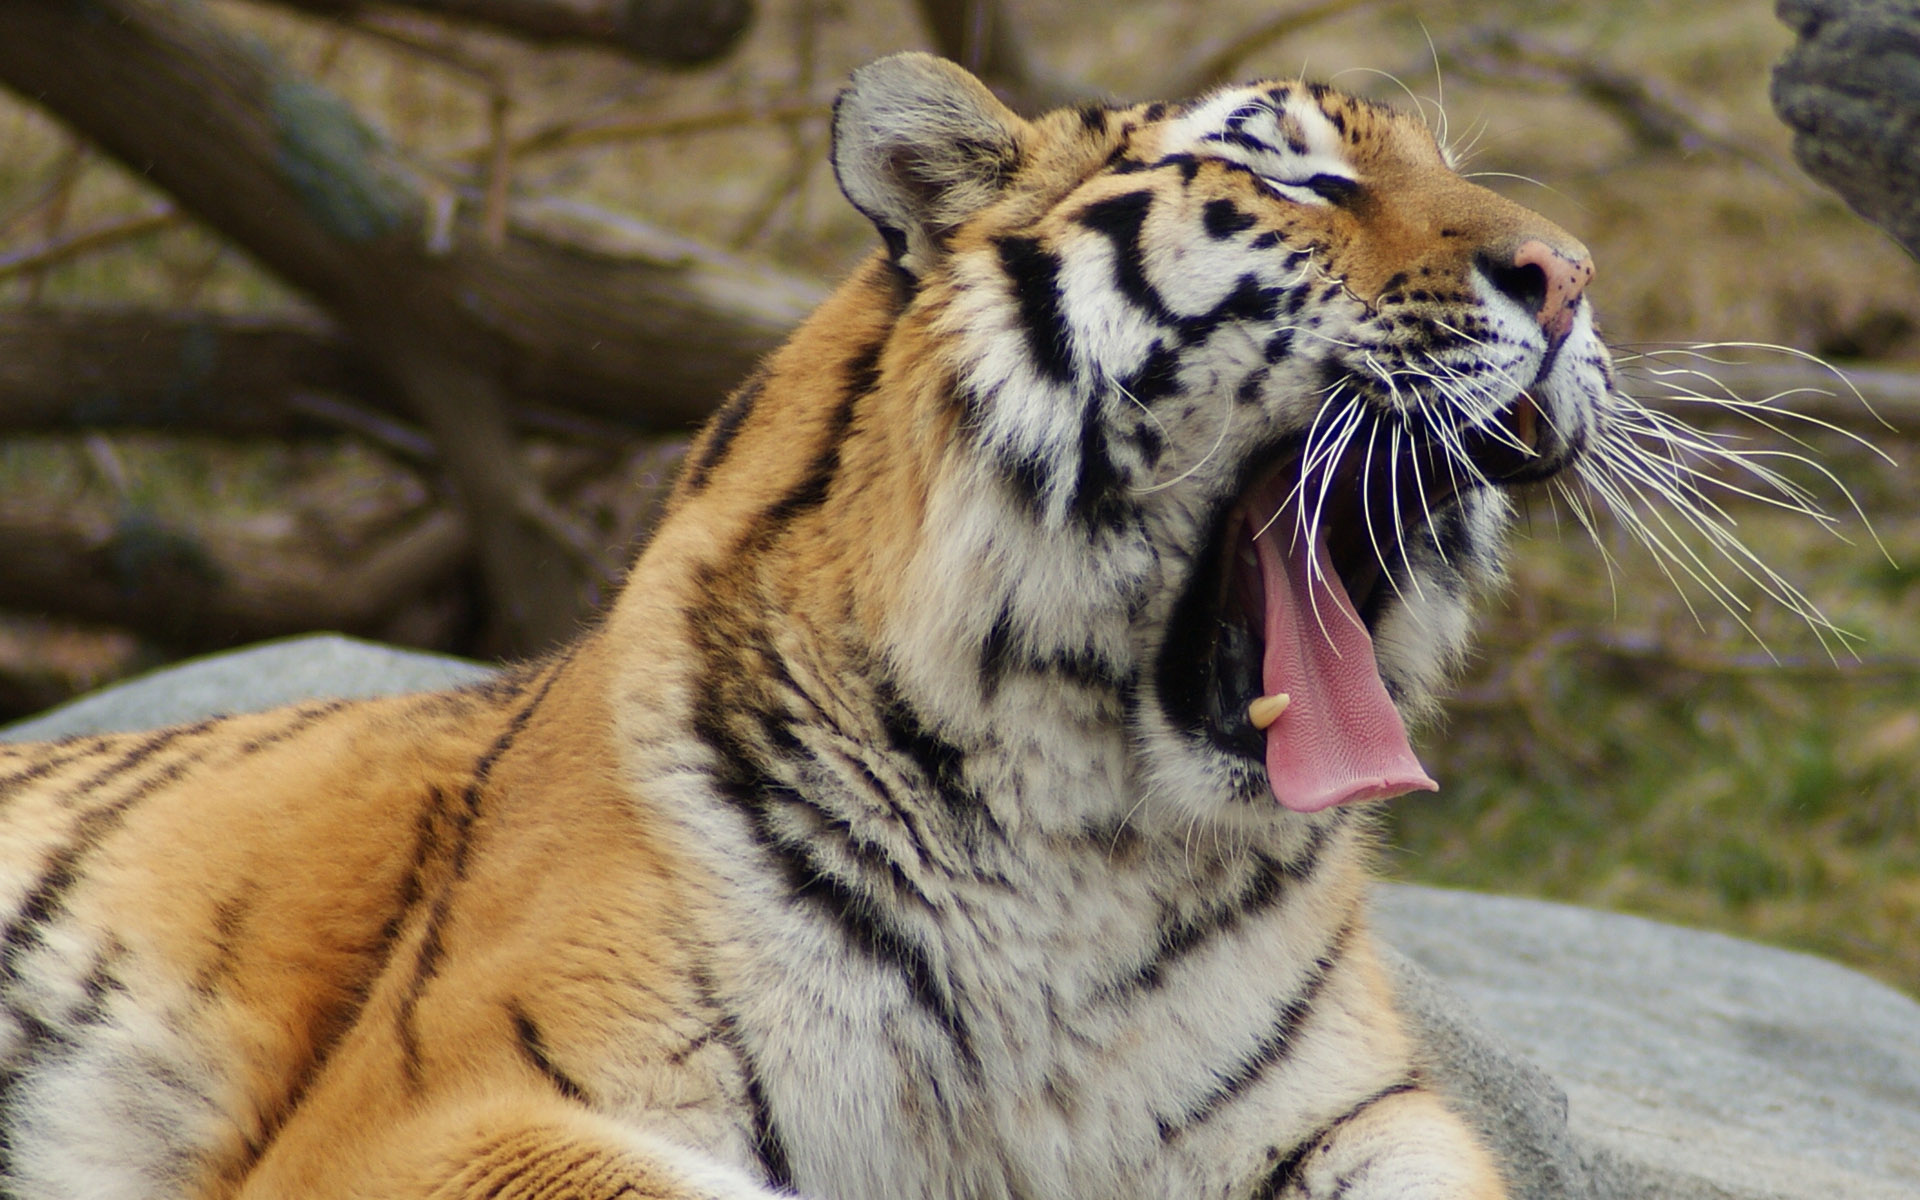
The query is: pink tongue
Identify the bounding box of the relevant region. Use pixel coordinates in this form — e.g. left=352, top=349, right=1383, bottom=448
left=1251, top=505, right=1437, bottom=813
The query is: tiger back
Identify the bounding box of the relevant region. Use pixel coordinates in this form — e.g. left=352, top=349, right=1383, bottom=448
left=0, top=52, right=1631, bottom=1199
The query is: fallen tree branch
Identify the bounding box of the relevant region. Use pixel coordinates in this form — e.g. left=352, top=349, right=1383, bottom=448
left=0, top=0, right=823, bottom=652
left=8, top=311, right=1911, bottom=447
left=262, top=0, right=754, bottom=64
left=1443, top=30, right=1798, bottom=183
left=0, top=205, right=186, bottom=283
left=491, top=99, right=826, bottom=162
left=0, top=496, right=471, bottom=650
left=1160, top=0, right=1387, bottom=98
left=911, top=0, right=1096, bottom=112
left=0, top=309, right=395, bottom=437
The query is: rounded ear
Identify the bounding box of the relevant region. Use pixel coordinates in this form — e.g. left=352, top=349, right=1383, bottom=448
left=831, top=53, right=1028, bottom=277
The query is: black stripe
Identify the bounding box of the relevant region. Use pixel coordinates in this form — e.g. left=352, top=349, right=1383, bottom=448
left=1069, top=389, right=1128, bottom=531
left=872, top=679, right=996, bottom=841
left=382, top=784, right=450, bottom=950
left=396, top=653, right=571, bottom=1087
left=1202, top=127, right=1280, bottom=155
left=251, top=781, right=454, bottom=1172
left=997, top=447, right=1050, bottom=519
left=995, top=235, right=1075, bottom=384
left=680, top=966, right=791, bottom=1188
left=1204, top=198, right=1258, bottom=240
left=1, top=729, right=224, bottom=986
left=195, top=884, right=257, bottom=998
left=978, top=602, right=1132, bottom=700
left=510, top=1003, right=590, bottom=1104
left=1076, top=190, right=1170, bottom=323
left=775, top=802, right=974, bottom=1065
left=0, top=943, right=136, bottom=1183
left=0, top=739, right=112, bottom=805
left=682, top=367, right=768, bottom=492
left=1249, top=1080, right=1420, bottom=1199
left=1179, top=274, right=1284, bottom=345
left=699, top=719, right=975, bottom=1066
left=1120, top=340, right=1185, bottom=407
left=49, top=720, right=216, bottom=808
left=753, top=339, right=880, bottom=538
left=236, top=700, right=350, bottom=757
left=710, top=1006, right=795, bottom=1192
left=1119, top=835, right=1327, bottom=995
left=1156, top=920, right=1355, bottom=1140
left=1122, top=418, right=1165, bottom=468
left=689, top=677, right=976, bottom=1070
left=1150, top=152, right=1204, bottom=183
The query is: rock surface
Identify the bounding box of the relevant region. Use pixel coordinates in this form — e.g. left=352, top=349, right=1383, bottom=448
left=4, top=636, right=1918, bottom=1199
left=1379, top=887, right=1920, bottom=1199
left=1772, top=0, right=1920, bottom=259
left=0, top=633, right=495, bottom=742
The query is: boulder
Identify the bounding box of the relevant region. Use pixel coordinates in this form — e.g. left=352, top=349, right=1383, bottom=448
left=5, top=638, right=1917, bottom=1199
left=1379, top=886, right=1920, bottom=1199
left=1772, top=0, right=1920, bottom=259
left=0, top=633, right=495, bottom=742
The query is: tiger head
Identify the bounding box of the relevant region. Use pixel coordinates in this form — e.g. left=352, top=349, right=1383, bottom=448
left=660, top=54, right=1615, bottom=835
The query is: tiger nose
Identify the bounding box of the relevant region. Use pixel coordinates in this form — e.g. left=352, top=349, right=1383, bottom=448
left=1483, top=240, right=1594, bottom=346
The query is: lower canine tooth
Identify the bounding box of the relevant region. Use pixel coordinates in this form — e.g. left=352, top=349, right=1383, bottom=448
left=1248, top=693, right=1291, bottom=730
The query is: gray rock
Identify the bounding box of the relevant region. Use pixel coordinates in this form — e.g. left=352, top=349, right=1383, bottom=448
left=0, top=633, right=495, bottom=742
left=6, top=640, right=1918, bottom=1199
left=1772, top=0, right=1920, bottom=259
left=1378, top=885, right=1920, bottom=1199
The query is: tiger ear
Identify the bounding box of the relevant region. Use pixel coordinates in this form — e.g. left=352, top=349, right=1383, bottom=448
left=832, top=53, right=1028, bottom=277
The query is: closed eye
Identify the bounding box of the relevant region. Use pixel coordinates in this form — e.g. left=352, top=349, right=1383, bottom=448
left=1260, top=173, right=1359, bottom=207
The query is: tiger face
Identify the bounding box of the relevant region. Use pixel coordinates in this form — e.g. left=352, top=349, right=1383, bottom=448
left=817, top=54, right=1606, bottom=832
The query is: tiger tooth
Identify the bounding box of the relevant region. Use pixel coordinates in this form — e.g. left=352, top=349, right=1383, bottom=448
left=1248, top=693, right=1291, bottom=730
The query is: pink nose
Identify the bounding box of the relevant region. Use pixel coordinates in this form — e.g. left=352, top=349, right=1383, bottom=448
left=1512, top=239, right=1594, bottom=344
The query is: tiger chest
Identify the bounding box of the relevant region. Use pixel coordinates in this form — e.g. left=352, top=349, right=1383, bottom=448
left=695, top=801, right=1383, bottom=1200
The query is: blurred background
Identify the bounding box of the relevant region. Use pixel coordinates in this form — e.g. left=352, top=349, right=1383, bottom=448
left=1, top=0, right=1915, bottom=994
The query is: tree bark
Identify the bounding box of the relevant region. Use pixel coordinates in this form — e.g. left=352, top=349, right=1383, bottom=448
left=0, top=310, right=394, bottom=437
left=270, top=0, right=754, bottom=63
left=1773, top=0, right=1920, bottom=260
left=0, top=0, right=823, bottom=653
left=0, top=496, right=470, bottom=651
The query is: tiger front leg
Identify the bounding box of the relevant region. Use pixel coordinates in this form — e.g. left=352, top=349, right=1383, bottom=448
left=241, top=1093, right=785, bottom=1200
left=1257, top=1086, right=1508, bottom=1200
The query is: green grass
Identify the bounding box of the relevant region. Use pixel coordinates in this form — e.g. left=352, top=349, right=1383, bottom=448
left=1386, top=430, right=1920, bottom=996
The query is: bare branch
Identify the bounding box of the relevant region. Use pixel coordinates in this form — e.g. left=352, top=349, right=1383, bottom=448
left=263, top=0, right=754, bottom=64
left=494, top=99, right=825, bottom=161
left=0, top=310, right=394, bottom=437
left=0, top=494, right=470, bottom=650
left=0, top=206, right=186, bottom=283
left=1161, top=0, right=1387, bottom=99
left=0, top=0, right=823, bottom=652
left=911, top=0, right=1097, bottom=112
left=1444, top=30, right=1799, bottom=184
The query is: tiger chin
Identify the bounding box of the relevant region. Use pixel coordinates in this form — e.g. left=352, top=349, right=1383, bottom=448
left=0, top=52, right=1619, bottom=1200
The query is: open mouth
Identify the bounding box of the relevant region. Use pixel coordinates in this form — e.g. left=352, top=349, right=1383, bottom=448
left=1155, top=394, right=1557, bottom=813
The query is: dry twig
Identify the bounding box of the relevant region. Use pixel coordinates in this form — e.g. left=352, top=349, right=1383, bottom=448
left=0, top=205, right=185, bottom=283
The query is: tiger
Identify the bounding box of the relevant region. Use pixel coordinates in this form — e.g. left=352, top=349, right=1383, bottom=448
left=0, top=51, right=1629, bottom=1200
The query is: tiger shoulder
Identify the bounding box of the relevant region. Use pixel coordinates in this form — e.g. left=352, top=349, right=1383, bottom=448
left=0, top=50, right=1635, bottom=1200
